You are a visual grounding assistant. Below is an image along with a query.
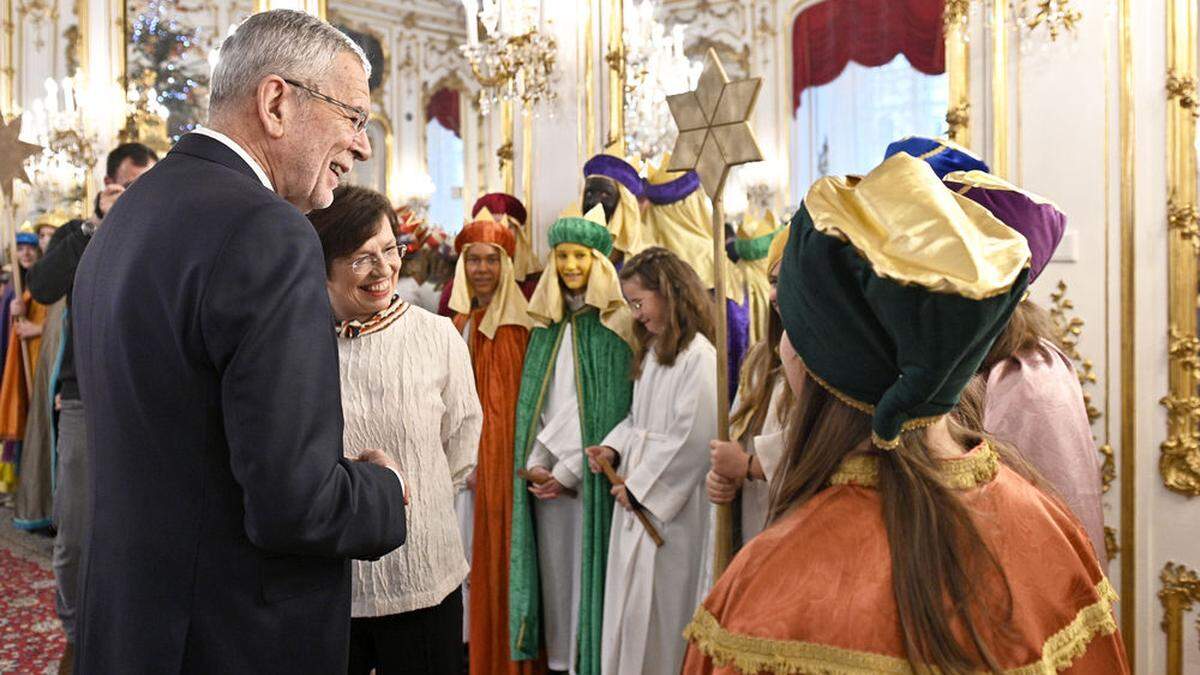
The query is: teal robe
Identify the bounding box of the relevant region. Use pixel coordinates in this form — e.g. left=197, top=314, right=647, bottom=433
left=509, top=306, right=632, bottom=674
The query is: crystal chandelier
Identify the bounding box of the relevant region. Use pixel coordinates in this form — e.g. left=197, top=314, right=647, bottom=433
left=20, top=75, right=98, bottom=215
left=622, top=0, right=701, bottom=167
left=460, top=0, right=557, bottom=114
left=943, top=0, right=1081, bottom=43
left=1017, top=0, right=1081, bottom=42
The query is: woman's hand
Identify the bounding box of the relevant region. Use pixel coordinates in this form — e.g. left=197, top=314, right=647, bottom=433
left=710, top=439, right=749, bottom=484
left=465, top=468, right=478, bottom=491
left=706, top=470, right=739, bottom=504
left=585, top=445, right=617, bottom=474
left=611, top=484, right=632, bottom=511
left=9, top=297, right=25, bottom=318
left=14, top=320, right=41, bottom=339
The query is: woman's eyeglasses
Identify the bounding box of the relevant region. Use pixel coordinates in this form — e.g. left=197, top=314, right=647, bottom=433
left=348, top=244, right=402, bottom=275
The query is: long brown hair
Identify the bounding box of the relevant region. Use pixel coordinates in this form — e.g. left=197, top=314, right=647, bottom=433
left=729, top=302, right=794, bottom=441
left=767, top=372, right=1022, bottom=673
left=619, top=247, right=715, bottom=379
left=979, top=300, right=1062, bottom=371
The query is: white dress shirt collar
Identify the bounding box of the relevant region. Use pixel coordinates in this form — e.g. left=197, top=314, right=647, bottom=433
left=191, top=126, right=274, bottom=191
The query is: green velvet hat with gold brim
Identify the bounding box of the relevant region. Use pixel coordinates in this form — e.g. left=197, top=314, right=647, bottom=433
left=776, top=153, right=1031, bottom=448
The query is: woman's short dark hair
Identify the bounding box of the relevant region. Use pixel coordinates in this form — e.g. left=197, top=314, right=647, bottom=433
left=307, top=185, right=399, bottom=274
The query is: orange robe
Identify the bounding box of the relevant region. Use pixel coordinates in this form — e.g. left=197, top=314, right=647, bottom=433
left=455, top=309, right=542, bottom=675
left=0, top=291, right=46, bottom=441
left=684, top=442, right=1129, bottom=675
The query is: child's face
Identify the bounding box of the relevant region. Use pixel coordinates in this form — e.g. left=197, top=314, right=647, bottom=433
left=554, top=243, right=592, bottom=291
left=621, top=276, right=667, bottom=336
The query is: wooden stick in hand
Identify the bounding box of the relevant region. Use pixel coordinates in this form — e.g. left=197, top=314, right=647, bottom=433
left=594, top=456, right=664, bottom=548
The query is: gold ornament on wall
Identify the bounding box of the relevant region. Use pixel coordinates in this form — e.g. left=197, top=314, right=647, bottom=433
left=1103, top=526, right=1118, bottom=562
left=1049, top=280, right=1101, bottom=423
left=1160, top=562, right=1200, bottom=674
left=946, top=101, right=970, bottom=140
left=1168, top=199, right=1200, bottom=252
left=1168, top=69, right=1200, bottom=119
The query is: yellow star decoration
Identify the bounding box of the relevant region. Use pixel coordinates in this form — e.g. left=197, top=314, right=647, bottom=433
left=0, top=114, right=43, bottom=202
left=666, top=48, right=763, bottom=198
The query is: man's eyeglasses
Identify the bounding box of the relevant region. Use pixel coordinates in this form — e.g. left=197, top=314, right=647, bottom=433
left=284, top=78, right=369, bottom=134
left=347, top=243, right=402, bottom=276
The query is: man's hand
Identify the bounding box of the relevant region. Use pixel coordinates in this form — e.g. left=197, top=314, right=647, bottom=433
left=14, top=320, right=42, bottom=339
left=9, top=297, right=25, bottom=318
left=611, top=484, right=632, bottom=511
left=706, top=470, right=739, bottom=504
left=527, top=466, right=564, bottom=500
left=585, top=445, right=616, bottom=474
left=96, top=184, right=127, bottom=221
left=709, top=439, right=748, bottom=486
left=465, top=468, right=478, bottom=491
left=356, top=449, right=407, bottom=502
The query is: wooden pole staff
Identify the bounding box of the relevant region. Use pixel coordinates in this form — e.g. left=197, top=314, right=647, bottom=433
left=0, top=114, right=44, bottom=390
left=4, top=201, right=31, bottom=388
left=594, top=455, right=664, bottom=547
left=664, top=48, right=763, bottom=578
left=710, top=195, right=733, bottom=575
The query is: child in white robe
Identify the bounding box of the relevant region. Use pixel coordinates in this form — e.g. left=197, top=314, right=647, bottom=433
left=586, top=247, right=718, bottom=675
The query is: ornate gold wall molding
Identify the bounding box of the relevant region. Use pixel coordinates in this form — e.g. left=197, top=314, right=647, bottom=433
left=1164, top=0, right=1200, bottom=499
left=1050, top=281, right=1102, bottom=423
left=1160, top=562, right=1200, bottom=674
left=1167, top=69, right=1199, bottom=118
left=1049, top=280, right=1114, bottom=563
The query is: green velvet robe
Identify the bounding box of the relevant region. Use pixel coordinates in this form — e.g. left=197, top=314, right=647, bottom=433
left=509, top=306, right=632, bottom=675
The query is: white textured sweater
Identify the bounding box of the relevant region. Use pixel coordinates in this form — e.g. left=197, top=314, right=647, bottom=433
left=338, top=305, right=483, bottom=617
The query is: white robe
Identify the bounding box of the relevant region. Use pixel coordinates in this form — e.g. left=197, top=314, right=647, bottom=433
left=525, top=320, right=585, bottom=672
left=599, top=336, right=718, bottom=675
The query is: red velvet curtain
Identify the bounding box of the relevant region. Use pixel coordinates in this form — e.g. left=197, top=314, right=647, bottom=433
left=426, top=87, right=462, bottom=138
left=793, top=0, right=945, bottom=111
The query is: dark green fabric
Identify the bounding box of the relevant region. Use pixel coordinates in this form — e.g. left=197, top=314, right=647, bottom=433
left=732, top=227, right=781, bottom=262
left=548, top=217, right=614, bottom=257
left=509, top=307, right=632, bottom=674
left=776, top=205, right=1028, bottom=443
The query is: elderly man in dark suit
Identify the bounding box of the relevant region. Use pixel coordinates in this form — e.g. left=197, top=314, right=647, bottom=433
left=71, top=10, right=407, bottom=673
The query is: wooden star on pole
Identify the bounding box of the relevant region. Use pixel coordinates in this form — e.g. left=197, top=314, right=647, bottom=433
left=665, top=48, right=763, bottom=199
left=0, top=114, right=43, bottom=203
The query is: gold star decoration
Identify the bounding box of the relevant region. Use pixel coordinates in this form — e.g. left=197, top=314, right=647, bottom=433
left=0, top=114, right=43, bottom=203
left=666, top=48, right=763, bottom=198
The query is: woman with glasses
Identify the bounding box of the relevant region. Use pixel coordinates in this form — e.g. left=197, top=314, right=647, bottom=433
left=308, top=185, right=483, bottom=675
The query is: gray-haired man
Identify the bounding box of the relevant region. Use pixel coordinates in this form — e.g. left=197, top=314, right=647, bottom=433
left=70, top=10, right=407, bottom=672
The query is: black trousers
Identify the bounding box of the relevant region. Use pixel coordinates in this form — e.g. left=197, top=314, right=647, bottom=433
left=348, top=587, right=464, bottom=675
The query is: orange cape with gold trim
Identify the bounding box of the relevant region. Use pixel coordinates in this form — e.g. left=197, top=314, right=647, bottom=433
left=454, top=309, right=543, bottom=675
left=683, top=443, right=1128, bottom=674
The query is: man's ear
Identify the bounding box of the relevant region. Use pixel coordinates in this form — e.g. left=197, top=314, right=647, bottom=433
left=256, top=75, right=290, bottom=139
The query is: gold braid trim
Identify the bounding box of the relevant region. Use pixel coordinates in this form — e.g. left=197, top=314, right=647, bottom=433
left=797, top=357, right=947, bottom=451
left=684, top=577, right=1119, bottom=675
left=796, top=357, right=875, bottom=415
left=829, top=442, right=1000, bottom=490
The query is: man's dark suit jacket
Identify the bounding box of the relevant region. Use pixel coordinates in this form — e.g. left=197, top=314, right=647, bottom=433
left=71, top=133, right=407, bottom=673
